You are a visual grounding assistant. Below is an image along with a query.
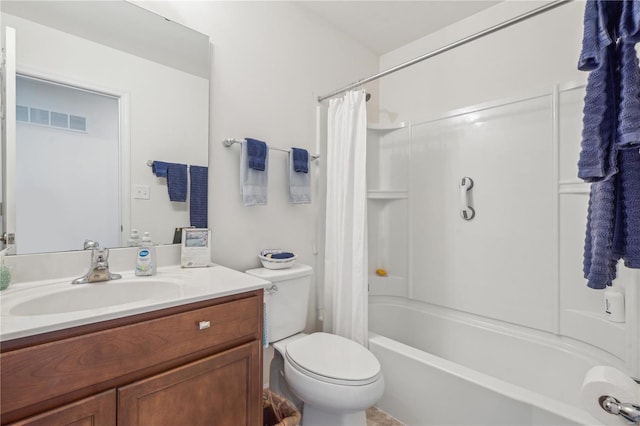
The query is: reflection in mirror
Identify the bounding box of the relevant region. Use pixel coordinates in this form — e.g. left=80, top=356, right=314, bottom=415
left=16, top=76, right=120, bottom=254
left=1, top=1, right=210, bottom=255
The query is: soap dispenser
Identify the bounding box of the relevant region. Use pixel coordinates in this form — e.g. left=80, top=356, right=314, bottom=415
left=0, top=249, right=11, bottom=291
left=604, top=284, right=625, bottom=323
left=135, top=232, right=157, bottom=276
left=127, top=229, right=141, bottom=247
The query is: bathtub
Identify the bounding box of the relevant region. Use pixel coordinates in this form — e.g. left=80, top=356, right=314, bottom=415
left=368, top=296, right=617, bottom=425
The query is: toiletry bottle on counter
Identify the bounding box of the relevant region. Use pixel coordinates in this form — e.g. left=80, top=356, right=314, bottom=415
left=604, top=285, right=625, bottom=323
left=135, top=232, right=156, bottom=276
left=127, top=229, right=141, bottom=247
left=0, top=249, right=11, bottom=291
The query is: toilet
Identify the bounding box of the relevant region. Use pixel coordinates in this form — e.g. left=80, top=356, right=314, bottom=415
left=245, top=264, right=384, bottom=426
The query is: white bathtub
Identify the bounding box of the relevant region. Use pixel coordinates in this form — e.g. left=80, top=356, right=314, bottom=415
left=368, top=296, right=617, bottom=425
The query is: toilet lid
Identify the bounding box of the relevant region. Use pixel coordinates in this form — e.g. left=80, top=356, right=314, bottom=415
left=285, top=332, right=381, bottom=385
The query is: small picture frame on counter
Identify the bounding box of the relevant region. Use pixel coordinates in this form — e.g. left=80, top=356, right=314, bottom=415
left=180, top=228, right=211, bottom=268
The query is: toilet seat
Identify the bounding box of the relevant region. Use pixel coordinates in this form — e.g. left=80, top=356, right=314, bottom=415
left=284, top=332, right=381, bottom=386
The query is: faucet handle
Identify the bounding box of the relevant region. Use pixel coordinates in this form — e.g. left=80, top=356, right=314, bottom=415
left=83, top=240, right=100, bottom=250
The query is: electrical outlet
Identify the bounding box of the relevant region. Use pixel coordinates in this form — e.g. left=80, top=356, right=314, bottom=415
left=133, top=184, right=150, bottom=200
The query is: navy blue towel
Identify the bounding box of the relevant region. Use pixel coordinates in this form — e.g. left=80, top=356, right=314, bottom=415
left=271, top=252, right=294, bottom=259
left=617, top=41, right=640, bottom=147
left=246, top=138, right=268, bottom=171
left=583, top=178, right=619, bottom=289
left=152, top=161, right=169, bottom=177
left=167, top=163, right=188, bottom=202
left=291, top=148, right=309, bottom=173
left=189, top=165, right=208, bottom=229
left=578, top=0, right=640, bottom=288
left=619, top=147, right=640, bottom=268
left=578, top=43, right=618, bottom=182
left=621, top=0, right=640, bottom=42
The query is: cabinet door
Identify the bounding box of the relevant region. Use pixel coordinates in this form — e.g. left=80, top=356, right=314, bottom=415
left=8, top=390, right=116, bottom=426
left=118, top=341, right=261, bottom=426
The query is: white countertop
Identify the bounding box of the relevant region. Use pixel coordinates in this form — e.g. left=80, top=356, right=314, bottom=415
left=0, top=264, right=271, bottom=342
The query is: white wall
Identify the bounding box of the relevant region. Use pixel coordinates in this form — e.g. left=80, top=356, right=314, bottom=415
left=373, top=0, right=640, bottom=376
left=135, top=2, right=378, bottom=271
left=379, top=1, right=585, bottom=120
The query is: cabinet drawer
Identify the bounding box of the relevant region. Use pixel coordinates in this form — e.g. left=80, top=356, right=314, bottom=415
left=1, top=295, right=260, bottom=419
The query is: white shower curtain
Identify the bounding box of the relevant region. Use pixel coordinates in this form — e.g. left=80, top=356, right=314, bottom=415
left=324, top=90, right=368, bottom=346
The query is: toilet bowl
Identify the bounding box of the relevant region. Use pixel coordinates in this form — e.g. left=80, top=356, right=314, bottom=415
left=245, top=264, right=385, bottom=426
left=279, top=332, right=384, bottom=425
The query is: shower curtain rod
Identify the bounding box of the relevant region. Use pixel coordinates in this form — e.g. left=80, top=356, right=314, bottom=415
left=317, top=0, right=572, bottom=102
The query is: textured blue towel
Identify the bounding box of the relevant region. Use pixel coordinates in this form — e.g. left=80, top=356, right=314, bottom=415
left=579, top=0, right=640, bottom=288
left=578, top=0, right=615, bottom=71
left=578, top=43, right=618, bottom=182
left=189, top=165, right=208, bottom=228
left=619, top=147, right=640, bottom=268
left=617, top=41, right=640, bottom=146
left=270, top=252, right=294, bottom=259
left=152, top=161, right=169, bottom=177
left=621, top=0, right=640, bottom=42
left=246, top=138, right=267, bottom=171
left=291, top=148, right=309, bottom=173
left=167, top=163, right=188, bottom=202
left=584, top=178, right=619, bottom=289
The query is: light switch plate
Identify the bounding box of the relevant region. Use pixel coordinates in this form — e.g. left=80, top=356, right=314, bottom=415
left=133, top=184, right=150, bottom=200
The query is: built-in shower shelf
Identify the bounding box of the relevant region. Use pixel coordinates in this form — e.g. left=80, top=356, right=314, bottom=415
left=367, top=190, right=408, bottom=200
left=367, top=122, right=408, bottom=131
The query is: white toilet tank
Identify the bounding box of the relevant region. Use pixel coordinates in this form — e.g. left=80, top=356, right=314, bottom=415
left=245, top=263, right=313, bottom=343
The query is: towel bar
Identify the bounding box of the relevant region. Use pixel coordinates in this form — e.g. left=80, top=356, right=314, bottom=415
left=222, top=138, right=320, bottom=161
left=146, top=161, right=207, bottom=169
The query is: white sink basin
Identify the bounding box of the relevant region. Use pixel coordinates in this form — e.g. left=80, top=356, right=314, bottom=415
left=0, top=264, right=272, bottom=342
left=10, top=279, right=182, bottom=316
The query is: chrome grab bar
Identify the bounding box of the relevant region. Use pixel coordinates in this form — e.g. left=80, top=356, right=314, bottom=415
left=459, top=176, right=475, bottom=220
left=600, top=395, right=640, bottom=424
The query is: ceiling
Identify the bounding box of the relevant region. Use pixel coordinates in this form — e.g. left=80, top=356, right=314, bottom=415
left=296, top=1, right=501, bottom=55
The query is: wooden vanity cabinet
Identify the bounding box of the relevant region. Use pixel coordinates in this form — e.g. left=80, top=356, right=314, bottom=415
left=0, top=290, right=263, bottom=426
left=7, top=391, right=117, bottom=426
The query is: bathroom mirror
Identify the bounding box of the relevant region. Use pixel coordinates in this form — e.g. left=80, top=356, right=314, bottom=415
left=1, top=1, right=210, bottom=255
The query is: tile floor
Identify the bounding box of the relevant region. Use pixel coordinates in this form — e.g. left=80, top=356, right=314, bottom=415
left=366, top=407, right=405, bottom=426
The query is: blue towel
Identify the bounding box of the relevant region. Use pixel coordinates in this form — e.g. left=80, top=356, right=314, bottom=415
left=578, top=43, right=618, bottom=182
left=246, top=138, right=268, bottom=171
left=288, top=149, right=311, bottom=204
left=579, top=0, right=640, bottom=288
left=189, top=165, right=208, bottom=228
left=270, top=252, right=295, bottom=259
left=584, top=178, right=619, bottom=289
left=619, top=147, right=640, bottom=268
left=291, top=148, right=309, bottom=173
left=241, top=140, right=268, bottom=206
left=577, top=0, right=615, bottom=72
left=617, top=41, right=640, bottom=146
left=621, top=0, right=640, bottom=42
left=167, top=163, right=188, bottom=202
left=152, top=161, right=169, bottom=177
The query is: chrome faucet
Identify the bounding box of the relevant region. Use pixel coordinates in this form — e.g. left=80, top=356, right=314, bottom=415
left=72, top=240, right=122, bottom=284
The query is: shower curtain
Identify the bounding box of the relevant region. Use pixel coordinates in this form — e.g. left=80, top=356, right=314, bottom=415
left=323, top=90, right=368, bottom=346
